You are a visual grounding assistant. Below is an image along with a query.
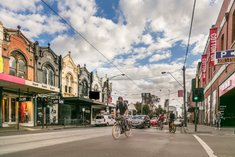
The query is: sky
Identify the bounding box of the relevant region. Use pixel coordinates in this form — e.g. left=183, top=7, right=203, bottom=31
left=0, top=0, right=223, bottom=113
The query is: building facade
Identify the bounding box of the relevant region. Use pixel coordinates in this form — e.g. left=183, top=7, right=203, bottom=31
left=192, top=0, right=235, bottom=127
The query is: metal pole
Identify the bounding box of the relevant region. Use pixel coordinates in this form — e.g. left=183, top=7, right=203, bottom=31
left=183, top=66, right=187, bottom=127
left=195, top=101, right=198, bottom=132
left=17, top=89, right=20, bottom=130
left=0, top=87, right=2, bottom=128
left=141, top=95, right=143, bottom=115
left=106, top=79, right=109, bottom=114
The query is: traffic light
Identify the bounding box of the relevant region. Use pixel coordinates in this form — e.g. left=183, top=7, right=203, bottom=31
left=192, top=88, right=204, bottom=102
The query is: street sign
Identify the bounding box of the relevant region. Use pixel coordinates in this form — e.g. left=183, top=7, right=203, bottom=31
left=215, top=49, right=235, bottom=64
left=16, top=97, right=31, bottom=102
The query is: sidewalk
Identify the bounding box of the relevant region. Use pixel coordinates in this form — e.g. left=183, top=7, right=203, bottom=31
left=184, top=123, right=235, bottom=135
left=0, top=125, right=94, bottom=136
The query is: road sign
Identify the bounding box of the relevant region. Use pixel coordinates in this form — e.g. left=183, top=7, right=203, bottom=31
left=215, top=49, right=235, bottom=64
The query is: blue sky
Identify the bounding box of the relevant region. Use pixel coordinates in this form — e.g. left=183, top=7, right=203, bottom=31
left=0, top=0, right=223, bottom=106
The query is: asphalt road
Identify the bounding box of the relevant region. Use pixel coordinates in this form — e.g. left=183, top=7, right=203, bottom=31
left=0, top=126, right=234, bottom=157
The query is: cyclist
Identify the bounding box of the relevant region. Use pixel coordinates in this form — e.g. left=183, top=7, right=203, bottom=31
left=114, top=96, right=129, bottom=132
left=169, top=111, right=175, bottom=129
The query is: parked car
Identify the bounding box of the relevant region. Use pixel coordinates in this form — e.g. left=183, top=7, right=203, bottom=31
left=95, top=115, right=115, bottom=126
left=174, top=118, right=183, bottom=127
left=131, top=115, right=151, bottom=128
left=150, top=117, right=158, bottom=126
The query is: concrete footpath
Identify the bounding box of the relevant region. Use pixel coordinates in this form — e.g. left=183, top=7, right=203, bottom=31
left=0, top=125, right=94, bottom=136
left=184, top=123, right=235, bottom=135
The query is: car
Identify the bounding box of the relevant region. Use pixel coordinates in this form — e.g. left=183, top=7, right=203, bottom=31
left=174, top=118, right=183, bottom=127
left=95, top=115, right=115, bottom=126
left=131, top=115, right=151, bottom=128
left=150, top=117, right=158, bottom=126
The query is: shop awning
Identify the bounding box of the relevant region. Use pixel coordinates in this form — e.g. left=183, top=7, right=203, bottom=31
left=0, top=73, right=59, bottom=94
left=63, top=97, right=106, bottom=106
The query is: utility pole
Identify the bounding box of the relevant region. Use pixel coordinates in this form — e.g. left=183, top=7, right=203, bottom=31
left=183, top=66, right=187, bottom=127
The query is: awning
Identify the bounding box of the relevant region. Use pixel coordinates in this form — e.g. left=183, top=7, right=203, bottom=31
left=63, top=97, right=106, bottom=106
left=0, top=73, right=59, bottom=94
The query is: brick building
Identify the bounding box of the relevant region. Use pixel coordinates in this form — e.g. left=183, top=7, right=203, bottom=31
left=190, top=0, right=235, bottom=127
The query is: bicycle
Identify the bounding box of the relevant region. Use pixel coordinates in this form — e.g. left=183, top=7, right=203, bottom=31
left=169, top=121, right=176, bottom=133
left=156, top=120, right=163, bottom=130
left=112, top=116, right=132, bottom=140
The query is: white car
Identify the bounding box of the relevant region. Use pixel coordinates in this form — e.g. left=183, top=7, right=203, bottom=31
left=95, top=115, right=115, bottom=126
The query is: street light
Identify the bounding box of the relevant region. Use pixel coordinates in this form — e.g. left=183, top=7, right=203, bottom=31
left=105, top=73, right=125, bottom=113
left=161, top=71, right=187, bottom=127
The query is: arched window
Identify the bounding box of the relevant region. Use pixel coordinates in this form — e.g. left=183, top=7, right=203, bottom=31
left=232, top=10, right=235, bottom=42
left=65, top=74, right=73, bottom=93
left=42, top=65, right=55, bottom=86
left=9, top=51, right=26, bottom=78
left=82, top=80, right=88, bottom=96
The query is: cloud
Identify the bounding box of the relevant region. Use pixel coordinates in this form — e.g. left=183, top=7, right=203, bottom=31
left=149, top=50, right=172, bottom=63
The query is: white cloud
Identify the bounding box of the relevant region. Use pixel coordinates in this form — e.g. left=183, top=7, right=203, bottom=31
left=149, top=50, right=172, bottom=63
left=0, top=0, right=223, bottom=104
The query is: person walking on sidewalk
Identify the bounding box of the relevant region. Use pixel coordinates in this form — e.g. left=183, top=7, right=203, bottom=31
left=216, top=111, right=222, bottom=130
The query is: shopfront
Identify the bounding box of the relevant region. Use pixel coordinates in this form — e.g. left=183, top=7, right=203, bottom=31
left=0, top=73, right=59, bottom=127
left=219, top=72, right=235, bottom=127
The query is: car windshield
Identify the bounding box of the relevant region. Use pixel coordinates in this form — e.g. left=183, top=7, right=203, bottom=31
left=96, top=116, right=104, bottom=119
left=133, top=116, right=145, bottom=119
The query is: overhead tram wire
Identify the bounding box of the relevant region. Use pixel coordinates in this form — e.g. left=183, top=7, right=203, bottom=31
left=40, top=0, right=141, bottom=90
left=183, top=0, right=197, bottom=67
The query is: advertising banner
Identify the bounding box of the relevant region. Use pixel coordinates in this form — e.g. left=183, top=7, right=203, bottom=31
left=201, top=54, right=207, bottom=82
left=209, top=27, right=217, bottom=67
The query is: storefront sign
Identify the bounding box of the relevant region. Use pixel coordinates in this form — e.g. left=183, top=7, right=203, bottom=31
left=215, top=49, right=235, bottom=64
left=219, top=73, right=235, bottom=96
left=0, top=56, right=3, bottom=73
left=16, top=97, right=31, bottom=102
left=209, top=27, right=217, bottom=67
left=25, top=80, right=59, bottom=92
left=201, top=54, right=207, bottom=82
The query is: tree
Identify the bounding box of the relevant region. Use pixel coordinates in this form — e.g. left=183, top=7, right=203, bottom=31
left=155, top=105, right=166, bottom=115
left=143, top=104, right=150, bottom=115
left=134, top=102, right=151, bottom=115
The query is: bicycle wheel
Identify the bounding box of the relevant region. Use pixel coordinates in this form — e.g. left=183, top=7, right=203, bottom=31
left=125, top=124, right=132, bottom=137
left=171, top=125, right=176, bottom=133
left=160, top=122, right=163, bottom=130
left=112, top=123, right=121, bottom=140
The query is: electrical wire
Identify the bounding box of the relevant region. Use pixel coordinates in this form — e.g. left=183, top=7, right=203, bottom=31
left=183, top=0, right=197, bottom=67
left=40, top=0, right=141, bottom=89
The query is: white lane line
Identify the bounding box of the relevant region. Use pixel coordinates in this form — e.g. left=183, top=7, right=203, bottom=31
left=193, top=134, right=217, bottom=157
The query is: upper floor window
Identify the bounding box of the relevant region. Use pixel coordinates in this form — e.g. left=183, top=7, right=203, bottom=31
left=221, top=34, right=224, bottom=50
left=81, top=80, right=88, bottom=96
left=65, top=74, right=73, bottom=93
left=42, top=65, right=55, bottom=86
left=232, top=11, right=235, bottom=43
left=9, top=51, right=26, bottom=78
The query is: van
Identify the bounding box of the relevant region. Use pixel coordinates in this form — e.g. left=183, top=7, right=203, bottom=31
left=95, top=115, right=115, bottom=126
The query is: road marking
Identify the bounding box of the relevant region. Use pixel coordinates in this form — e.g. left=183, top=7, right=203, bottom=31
left=193, top=134, right=217, bottom=157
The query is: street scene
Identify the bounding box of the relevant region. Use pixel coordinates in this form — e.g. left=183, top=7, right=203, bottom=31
left=0, top=0, right=235, bottom=157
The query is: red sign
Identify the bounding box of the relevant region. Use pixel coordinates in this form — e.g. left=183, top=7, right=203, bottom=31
left=209, top=27, right=217, bottom=67
left=219, top=72, right=235, bottom=96
left=108, top=96, right=112, bottom=103
left=178, top=90, right=184, bottom=97
left=201, top=54, right=207, bottom=82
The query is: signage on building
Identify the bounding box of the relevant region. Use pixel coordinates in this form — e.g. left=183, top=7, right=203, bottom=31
left=25, top=80, right=59, bottom=92
left=51, top=99, right=59, bottom=104
left=219, top=73, right=235, bottom=96
left=0, top=56, right=3, bottom=73
left=215, top=49, right=235, bottom=64
left=201, top=54, right=207, bottom=82
left=178, top=90, right=184, bottom=97
left=209, top=27, right=217, bottom=67
left=16, top=97, right=31, bottom=102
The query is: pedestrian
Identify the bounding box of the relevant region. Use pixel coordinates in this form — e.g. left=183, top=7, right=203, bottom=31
left=216, top=111, right=222, bottom=130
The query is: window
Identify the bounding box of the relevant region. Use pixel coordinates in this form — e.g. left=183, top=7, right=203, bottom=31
left=9, top=51, right=26, bottom=78
left=221, top=34, right=224, bottom=50
left=232, top=11, right=235, bottom=42
left=65, top=74, right=73, bottom=94
left=82, top=80, right=88, bottom=96
left=42, top=65, right=55, bottom=86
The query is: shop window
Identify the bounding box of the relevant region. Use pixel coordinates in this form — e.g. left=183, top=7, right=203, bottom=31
left=3, top=98, right=9, bottom=122
left=232, top=10, right=235, bottom=43
left=9, top=51, right=27, bottom=78
left=11, top=98, right=16, bottom=122
left=42, top=64, right=55, bottom=86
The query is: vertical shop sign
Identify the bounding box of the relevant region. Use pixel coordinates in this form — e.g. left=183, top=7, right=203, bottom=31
left=201, top=54, right=207, bottom=82
left=209, top=27, right=217, bottom=67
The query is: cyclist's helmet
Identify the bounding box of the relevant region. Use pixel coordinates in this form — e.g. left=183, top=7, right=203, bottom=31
left=118, top=96, right=123, bottom=101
